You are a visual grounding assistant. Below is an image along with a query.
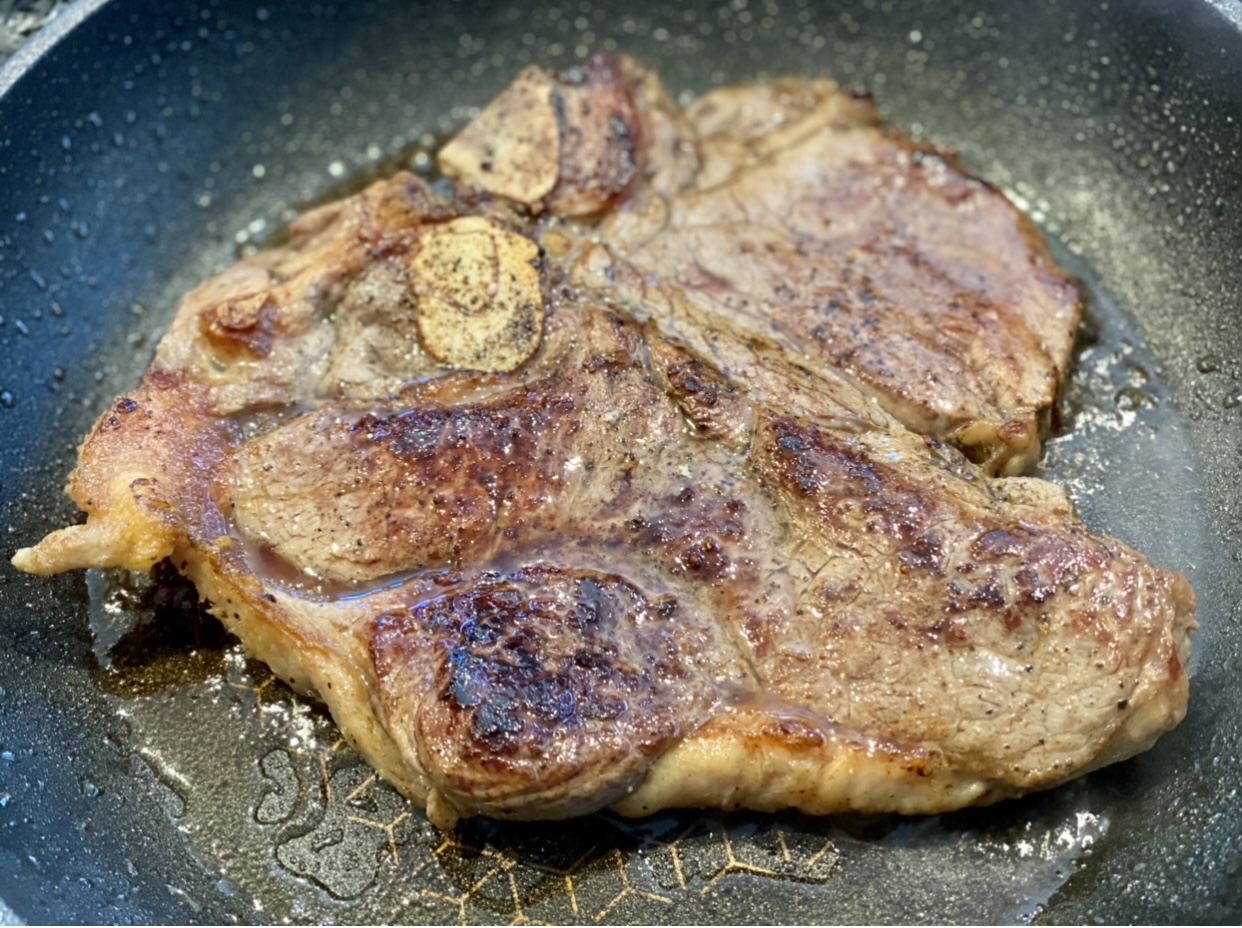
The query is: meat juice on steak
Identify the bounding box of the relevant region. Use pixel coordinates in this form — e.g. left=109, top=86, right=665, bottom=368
left=12, top=52, right=1194, bottom=828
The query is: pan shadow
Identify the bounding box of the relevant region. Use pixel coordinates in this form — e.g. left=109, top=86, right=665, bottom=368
left=87, top=559, right=233, bottom=698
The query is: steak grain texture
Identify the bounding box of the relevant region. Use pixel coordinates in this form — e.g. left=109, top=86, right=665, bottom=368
left=13, top=53, right=1194, bottom=828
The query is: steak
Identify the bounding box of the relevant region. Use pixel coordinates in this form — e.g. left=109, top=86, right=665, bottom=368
left=12, top=53, right=1194, bottom=828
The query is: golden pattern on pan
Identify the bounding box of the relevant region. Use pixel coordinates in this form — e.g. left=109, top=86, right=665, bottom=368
left=233, top=662, right=846, bottom=922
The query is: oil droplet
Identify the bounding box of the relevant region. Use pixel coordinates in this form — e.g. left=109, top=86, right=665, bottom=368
left=1114, top=387, right=1157, bottom=411
left=133, top=749, right=189, bottom=819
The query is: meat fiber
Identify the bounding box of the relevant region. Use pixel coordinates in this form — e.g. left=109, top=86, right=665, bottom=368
left=12, top=53, right=1194, bottom=828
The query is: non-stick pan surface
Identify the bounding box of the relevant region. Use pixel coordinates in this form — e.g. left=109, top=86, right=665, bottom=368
left=1, top=0, right=1240, bottom=922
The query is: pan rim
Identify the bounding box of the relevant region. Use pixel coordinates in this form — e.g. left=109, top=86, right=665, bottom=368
left=0, top=0, right=113, bottom=97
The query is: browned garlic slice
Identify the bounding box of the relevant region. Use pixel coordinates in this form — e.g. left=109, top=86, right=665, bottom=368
left=409, top=216, right=544, bottom=372
left=437, top=67, right=560, bottom=207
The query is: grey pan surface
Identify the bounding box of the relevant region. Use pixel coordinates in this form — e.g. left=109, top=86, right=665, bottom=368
left=1, top=0, right=1241, bottom=922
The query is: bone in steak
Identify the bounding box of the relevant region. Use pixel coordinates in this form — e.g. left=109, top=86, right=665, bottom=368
left=12, top=53, right=1195, bottom=828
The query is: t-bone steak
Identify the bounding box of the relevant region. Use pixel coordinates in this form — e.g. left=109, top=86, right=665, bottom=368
left=13, top=53, right=1195, bottom=828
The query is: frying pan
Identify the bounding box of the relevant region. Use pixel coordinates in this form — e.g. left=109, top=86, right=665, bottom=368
left=1, top=0, right=1240, bottom=922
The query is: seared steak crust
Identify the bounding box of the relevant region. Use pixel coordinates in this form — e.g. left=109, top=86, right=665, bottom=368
left=371, top=565, right=740, bottom=820
left=13, top=53, right=1193, bottom=828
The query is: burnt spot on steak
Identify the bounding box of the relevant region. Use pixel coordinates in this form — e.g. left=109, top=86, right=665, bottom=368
left=229, top=378, right=588, bottom=585
left=622, top=488, right=750, bottom=582
left=759, top=414, right=948, bottom=576
left=650, top=338, right=752, bottom=447
left=369, top=565, right=728, bottom=818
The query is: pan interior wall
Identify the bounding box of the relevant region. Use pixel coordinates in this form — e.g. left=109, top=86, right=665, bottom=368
left=0, top=0, right=1239, bottom=922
